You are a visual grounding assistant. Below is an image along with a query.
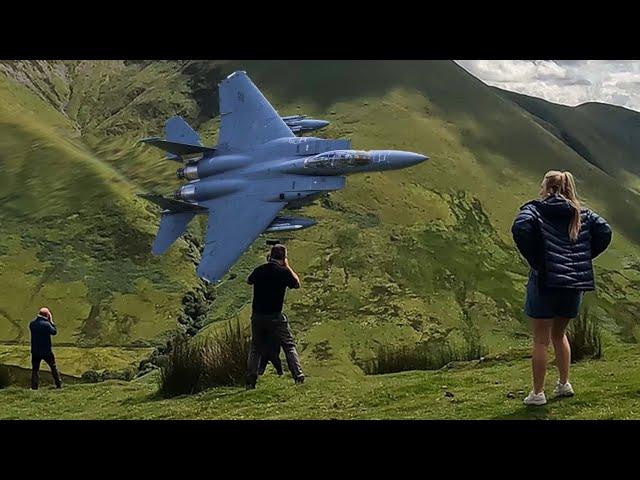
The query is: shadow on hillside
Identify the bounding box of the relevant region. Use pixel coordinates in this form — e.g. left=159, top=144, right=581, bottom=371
left=195, top=60, right=472, bottom=114
left=0, top=363, right=81, bottom=389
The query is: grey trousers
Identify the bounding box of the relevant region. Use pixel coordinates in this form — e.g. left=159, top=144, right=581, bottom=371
left=31, top=352, right=62, bottom=390
left=246, top=312, right=303, bottom=385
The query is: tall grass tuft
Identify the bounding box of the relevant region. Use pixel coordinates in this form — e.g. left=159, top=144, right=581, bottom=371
left=158, top=334, right=202, bottom=397
left=567, top=307, right=603, bottom=363
left=200, top=319, right=251, bottom=388
left=362, top=338, right=487, bottom=375
left=159, top=320, right=251, bottom=398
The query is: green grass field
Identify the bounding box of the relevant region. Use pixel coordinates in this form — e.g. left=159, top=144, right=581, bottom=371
left=0, top=67, right=201, bottom=354
left=2, top=342, right=639, bottom=420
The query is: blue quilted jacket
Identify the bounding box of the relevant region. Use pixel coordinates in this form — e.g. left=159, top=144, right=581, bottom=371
left=512, top=194, right=612, bottom=291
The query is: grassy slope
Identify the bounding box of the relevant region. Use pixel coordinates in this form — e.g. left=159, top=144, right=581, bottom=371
left=1, top=60, right=639, bottom=418
left=0, top=345, right=153, bottom=378
left=0, top=66, right=200, bottom=374
left=1, top=343, right=639, bottom=419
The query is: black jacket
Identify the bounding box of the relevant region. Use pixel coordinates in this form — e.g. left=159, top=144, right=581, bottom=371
left=29, top=315, right=57, bottom=356
left=512, top=195, right=612, bottom=291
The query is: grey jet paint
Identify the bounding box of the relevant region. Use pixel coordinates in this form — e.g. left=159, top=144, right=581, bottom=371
left=139, top=71, right=428, bottom=283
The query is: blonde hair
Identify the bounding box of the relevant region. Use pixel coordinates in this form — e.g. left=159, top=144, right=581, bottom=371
left=539, top=170, right=581, bottom=241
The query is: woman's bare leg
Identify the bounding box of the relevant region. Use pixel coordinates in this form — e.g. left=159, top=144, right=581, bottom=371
left=551, top=317, right=572, bottom=384
left=532, top=319, right=552, bottom=394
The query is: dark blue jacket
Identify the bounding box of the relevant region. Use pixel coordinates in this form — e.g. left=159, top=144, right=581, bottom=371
left=29, top=315, right=57, bottom=356
left=512, top=194, right=612, bottom=291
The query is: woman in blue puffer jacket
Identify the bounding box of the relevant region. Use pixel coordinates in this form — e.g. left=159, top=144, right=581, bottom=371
left=512, top=170, right=612, bottom=406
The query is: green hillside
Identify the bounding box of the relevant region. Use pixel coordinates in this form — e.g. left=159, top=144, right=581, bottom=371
left=0, top=60, right=639, bottom=418
left=0, top=64, right=202, bottom=371
left=494, top=87, right=640, bottom=196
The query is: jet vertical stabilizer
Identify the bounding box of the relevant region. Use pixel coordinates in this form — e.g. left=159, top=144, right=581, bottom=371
left=139, top=116, right=216, bottom=162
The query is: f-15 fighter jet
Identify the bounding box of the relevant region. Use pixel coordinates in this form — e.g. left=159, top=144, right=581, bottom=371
left=140, top=71, right=428, bottom=283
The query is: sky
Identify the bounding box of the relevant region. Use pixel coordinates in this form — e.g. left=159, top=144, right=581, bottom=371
left=455, top=60, right=640, bottom=112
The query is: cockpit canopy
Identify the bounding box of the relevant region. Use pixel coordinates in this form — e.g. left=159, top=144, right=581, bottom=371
left=304, top=150, right=372, bottom=170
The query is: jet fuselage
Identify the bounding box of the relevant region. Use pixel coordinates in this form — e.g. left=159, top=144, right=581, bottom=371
left=175, top=137, right=427, bottom=206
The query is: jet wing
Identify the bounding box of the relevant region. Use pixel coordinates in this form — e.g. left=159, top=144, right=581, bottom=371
left=217, top=71, right=294, bottom=153
left=139, top=138, right=216, bottom=160
left=196, top=194, right=286, bottom=282
left=138, top=193, right=208, bottom=213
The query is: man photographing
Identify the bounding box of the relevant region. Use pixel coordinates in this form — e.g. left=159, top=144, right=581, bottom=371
left=246, top=244, right=304, bottom=389
left=29, top=307, right=62, bottom=390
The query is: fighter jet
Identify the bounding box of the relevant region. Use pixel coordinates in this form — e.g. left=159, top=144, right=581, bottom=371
left=139, top=71, right=428, bottom=283
left=281, top=115, right=330, bottom=135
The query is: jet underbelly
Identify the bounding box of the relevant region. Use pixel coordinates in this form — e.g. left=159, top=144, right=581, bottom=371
left=265, top=175, right=346, bottom=203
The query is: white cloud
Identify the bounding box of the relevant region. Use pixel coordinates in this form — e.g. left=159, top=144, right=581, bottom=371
left=455, top=60, right=640, bottom=112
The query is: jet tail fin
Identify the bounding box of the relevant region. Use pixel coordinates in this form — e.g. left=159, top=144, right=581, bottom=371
left=138, top=193, right=208, bottom=255
left=166, top=116, right=200, bottom=146
left=139, top=116, right=215, bottom=162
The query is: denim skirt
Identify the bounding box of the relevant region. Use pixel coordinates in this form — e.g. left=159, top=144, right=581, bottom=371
left=524, top=271, right=583, bottom=319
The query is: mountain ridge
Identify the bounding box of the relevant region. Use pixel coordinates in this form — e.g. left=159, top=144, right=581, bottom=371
left=492, top=85, right=640, bottom=197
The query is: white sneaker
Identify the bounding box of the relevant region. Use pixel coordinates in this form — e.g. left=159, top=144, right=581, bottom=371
left=554, top=380, right=575, bottom=398
left=523, top=391, right=547, bottom=406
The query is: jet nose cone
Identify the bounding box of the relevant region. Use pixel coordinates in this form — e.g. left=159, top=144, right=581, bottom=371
left=411, top=153, right=429, bottom=164
left=387, top=151, right=429, bottom=168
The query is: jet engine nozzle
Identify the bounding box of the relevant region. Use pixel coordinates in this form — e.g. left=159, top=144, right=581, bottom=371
left=174, top=184, right=196, bottom=202
left=177, top=165, right=199, bottom=181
